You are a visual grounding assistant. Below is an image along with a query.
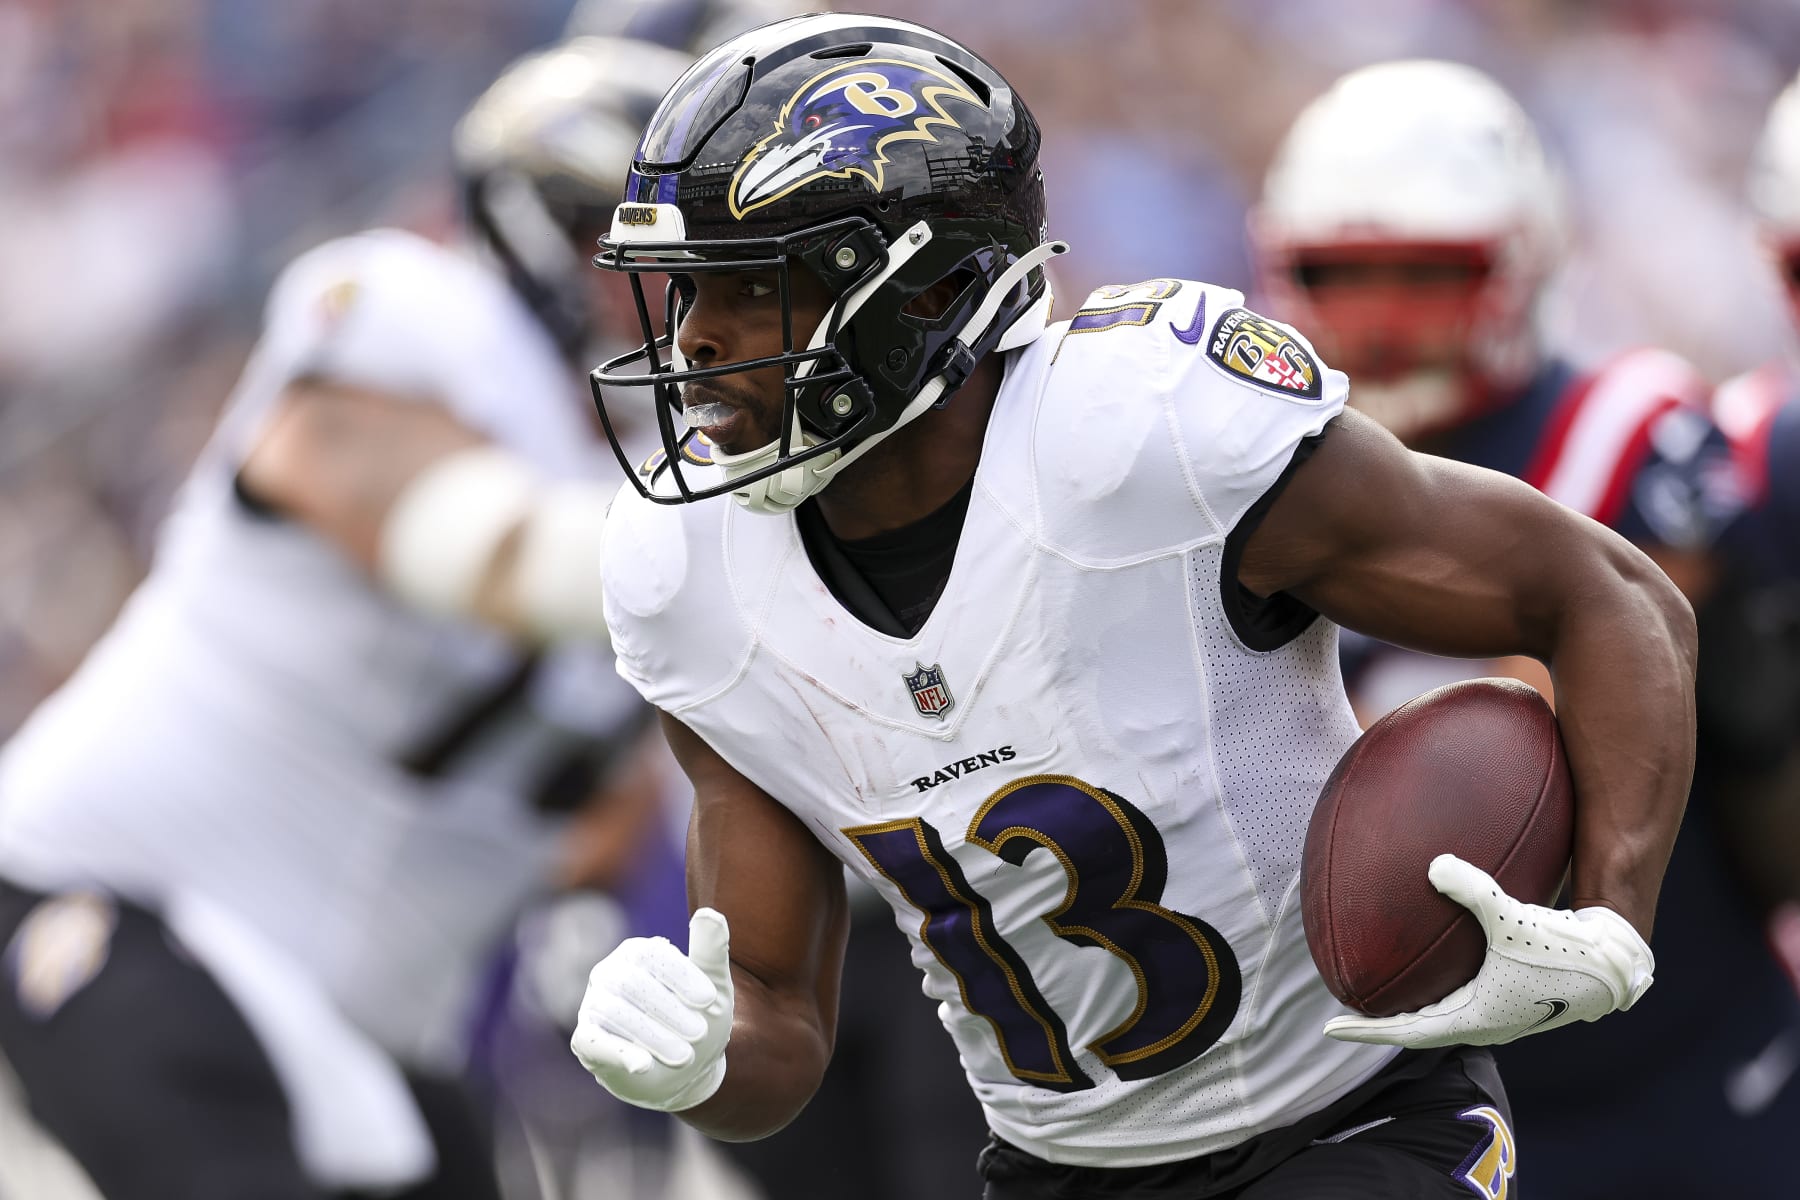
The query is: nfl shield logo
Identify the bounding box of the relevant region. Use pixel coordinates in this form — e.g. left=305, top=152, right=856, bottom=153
left=903, top=662, right=955, bottom=719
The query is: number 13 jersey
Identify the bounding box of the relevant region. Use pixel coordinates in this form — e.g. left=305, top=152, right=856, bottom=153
left=601, top=281, right=1395, bottom=1167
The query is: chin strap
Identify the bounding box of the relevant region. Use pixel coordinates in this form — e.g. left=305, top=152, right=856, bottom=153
left=708, top=415, right=837, bottom=515
left=722, top=238, right=1069, bottom=515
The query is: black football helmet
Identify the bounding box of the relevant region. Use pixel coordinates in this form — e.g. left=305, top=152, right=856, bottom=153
left=591, top=12, right=1061, bottom=512
left=455, top=36, right=695, bottom=356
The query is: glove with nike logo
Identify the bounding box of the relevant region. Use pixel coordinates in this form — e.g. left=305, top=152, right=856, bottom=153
left=570, top=908, right=734, bottom=1112
left=1322, top=854, right=1654, bottom=1048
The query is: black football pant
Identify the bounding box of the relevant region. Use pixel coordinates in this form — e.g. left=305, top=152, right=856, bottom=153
left=979, top=1047, right=1514, bottom=1199
left=0, top=877, right=501, bottom=1200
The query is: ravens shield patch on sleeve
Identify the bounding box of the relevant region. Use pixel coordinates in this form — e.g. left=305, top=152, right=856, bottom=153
left=1206, top=308, right=1322, bottom=399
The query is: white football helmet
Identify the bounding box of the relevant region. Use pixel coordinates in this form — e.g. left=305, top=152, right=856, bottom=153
left=1749, top=69, right=1800, bottom=322
left=1254, top=60, right=1566, bottom=442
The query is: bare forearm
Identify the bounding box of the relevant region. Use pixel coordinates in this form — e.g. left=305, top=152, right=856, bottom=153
left=1546, top=547, right=1698, bottom=937
left=677, top=971, right=834, bottom=1141
left=1243, top=416, right=1699, bottom=936
left=668, top=707, right=852, bottom=1142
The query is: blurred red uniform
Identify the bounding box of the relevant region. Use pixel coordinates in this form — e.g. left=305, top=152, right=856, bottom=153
left=1255, top=59, right=1799, bottom=1200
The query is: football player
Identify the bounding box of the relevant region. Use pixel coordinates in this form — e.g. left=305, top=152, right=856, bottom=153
left=0, top=36, right=691, bottom=1200
left=564, top=7, right=997, bottom=1196
left=568, top=15, right=1692, bottom=1197
left=1716, top=66, right=1800, bottom=601
left=566, top=4, right=1001, bottom=1195
left=1254, top=60, right=1800, bottom=1196
left=1708, top=68, right=1800, bottom=957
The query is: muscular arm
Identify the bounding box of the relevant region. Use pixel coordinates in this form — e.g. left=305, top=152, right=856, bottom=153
left=238, top=379, right=609, bottom=641
left=1241, top=410, right=1698, bottom=937
left=658, top=710, right=850, bottom=1141
left=1480, top=545, right=1713, bottom=707
left=238, top=378, right=488, bottom=567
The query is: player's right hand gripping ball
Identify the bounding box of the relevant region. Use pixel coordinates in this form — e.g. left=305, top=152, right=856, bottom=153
left=570, top=908, right=734, bottom=1112
left=1323, top=854, right=1655, bottom=1048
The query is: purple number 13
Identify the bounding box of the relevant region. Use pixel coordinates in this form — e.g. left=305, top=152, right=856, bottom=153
left=846, top=774, right=1241, bottom=1092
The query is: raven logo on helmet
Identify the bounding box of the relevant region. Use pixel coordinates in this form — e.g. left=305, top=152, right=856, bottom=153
left=729, top=59, right=981, bottom=219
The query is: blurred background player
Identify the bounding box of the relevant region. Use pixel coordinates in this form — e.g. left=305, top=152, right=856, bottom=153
left=1253, top=59, right=1800, bottom=1197
left=1709, top=65, right=1800, bottom=982
left=0, top=34, right=692, bottom=1200
left=1721, top=67, right=1800, bottom=598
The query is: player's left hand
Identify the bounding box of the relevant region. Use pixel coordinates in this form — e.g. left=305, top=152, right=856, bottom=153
left=569, top=908, right=734, bottom=1112
left=1322, top=853, right=1655, bottom=1048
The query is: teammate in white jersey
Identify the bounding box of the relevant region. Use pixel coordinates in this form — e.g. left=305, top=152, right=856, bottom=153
left=569, top=14, right=1694, bottom=1197
left=0, top=37, right=692, bottom=1200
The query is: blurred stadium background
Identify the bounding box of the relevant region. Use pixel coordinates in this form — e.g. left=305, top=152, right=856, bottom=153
left=3, top=1, right=1798, bottom=1196
left=5, top=0, right=1798, bottom=720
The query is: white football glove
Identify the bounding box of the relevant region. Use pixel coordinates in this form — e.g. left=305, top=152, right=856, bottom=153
left=1323, top=854, right=1654, bottom=1048
left=569, top=908, right=734, bottom=1112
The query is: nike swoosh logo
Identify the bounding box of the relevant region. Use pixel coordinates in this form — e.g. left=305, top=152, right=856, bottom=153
left=1525, top=998, right=1570, bottom=1031
left=1170, top=295, right=1206, bottom=344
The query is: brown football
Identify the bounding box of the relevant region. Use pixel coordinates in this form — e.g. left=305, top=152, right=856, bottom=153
left=1301, top=677, right=1575, bottom=1018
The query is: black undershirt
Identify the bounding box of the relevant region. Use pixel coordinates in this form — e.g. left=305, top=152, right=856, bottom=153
left=795, top=475, right=976, bottom=638
left=796, top=431, right=1324, bottom=646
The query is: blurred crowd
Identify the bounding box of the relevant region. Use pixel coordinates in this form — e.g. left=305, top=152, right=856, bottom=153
left=2, top=0, right=1800, bottom=1197
left=0, top=0, right=574, bottom=729
left=4, top=0, right=1799, bottom=729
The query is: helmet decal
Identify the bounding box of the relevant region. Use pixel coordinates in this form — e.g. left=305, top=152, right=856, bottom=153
left=637, top=432, right=718, bottom=479
left=728, top=58, right=980, bottom=219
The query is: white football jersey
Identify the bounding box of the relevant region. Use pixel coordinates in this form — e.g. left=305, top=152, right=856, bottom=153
left=600, top=280, right=1394, bottom=1167
left=0, top=230, right=642, bottom=1070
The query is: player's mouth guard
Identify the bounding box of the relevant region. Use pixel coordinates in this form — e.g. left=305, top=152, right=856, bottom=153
left=702, top=217, right=941, bottom=466
left=709, top=233, right=1058, bottom=518
left=683, top=401, right=732, bottom=429
left=705, top=235, right=1058, bottom=518
left=593, top=210, right=900, bottom=504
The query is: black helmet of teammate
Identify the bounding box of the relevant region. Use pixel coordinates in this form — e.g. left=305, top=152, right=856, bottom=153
left=455, top=36, right=694, bottom=356
left=592, top=12, right=1060, bottom=512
